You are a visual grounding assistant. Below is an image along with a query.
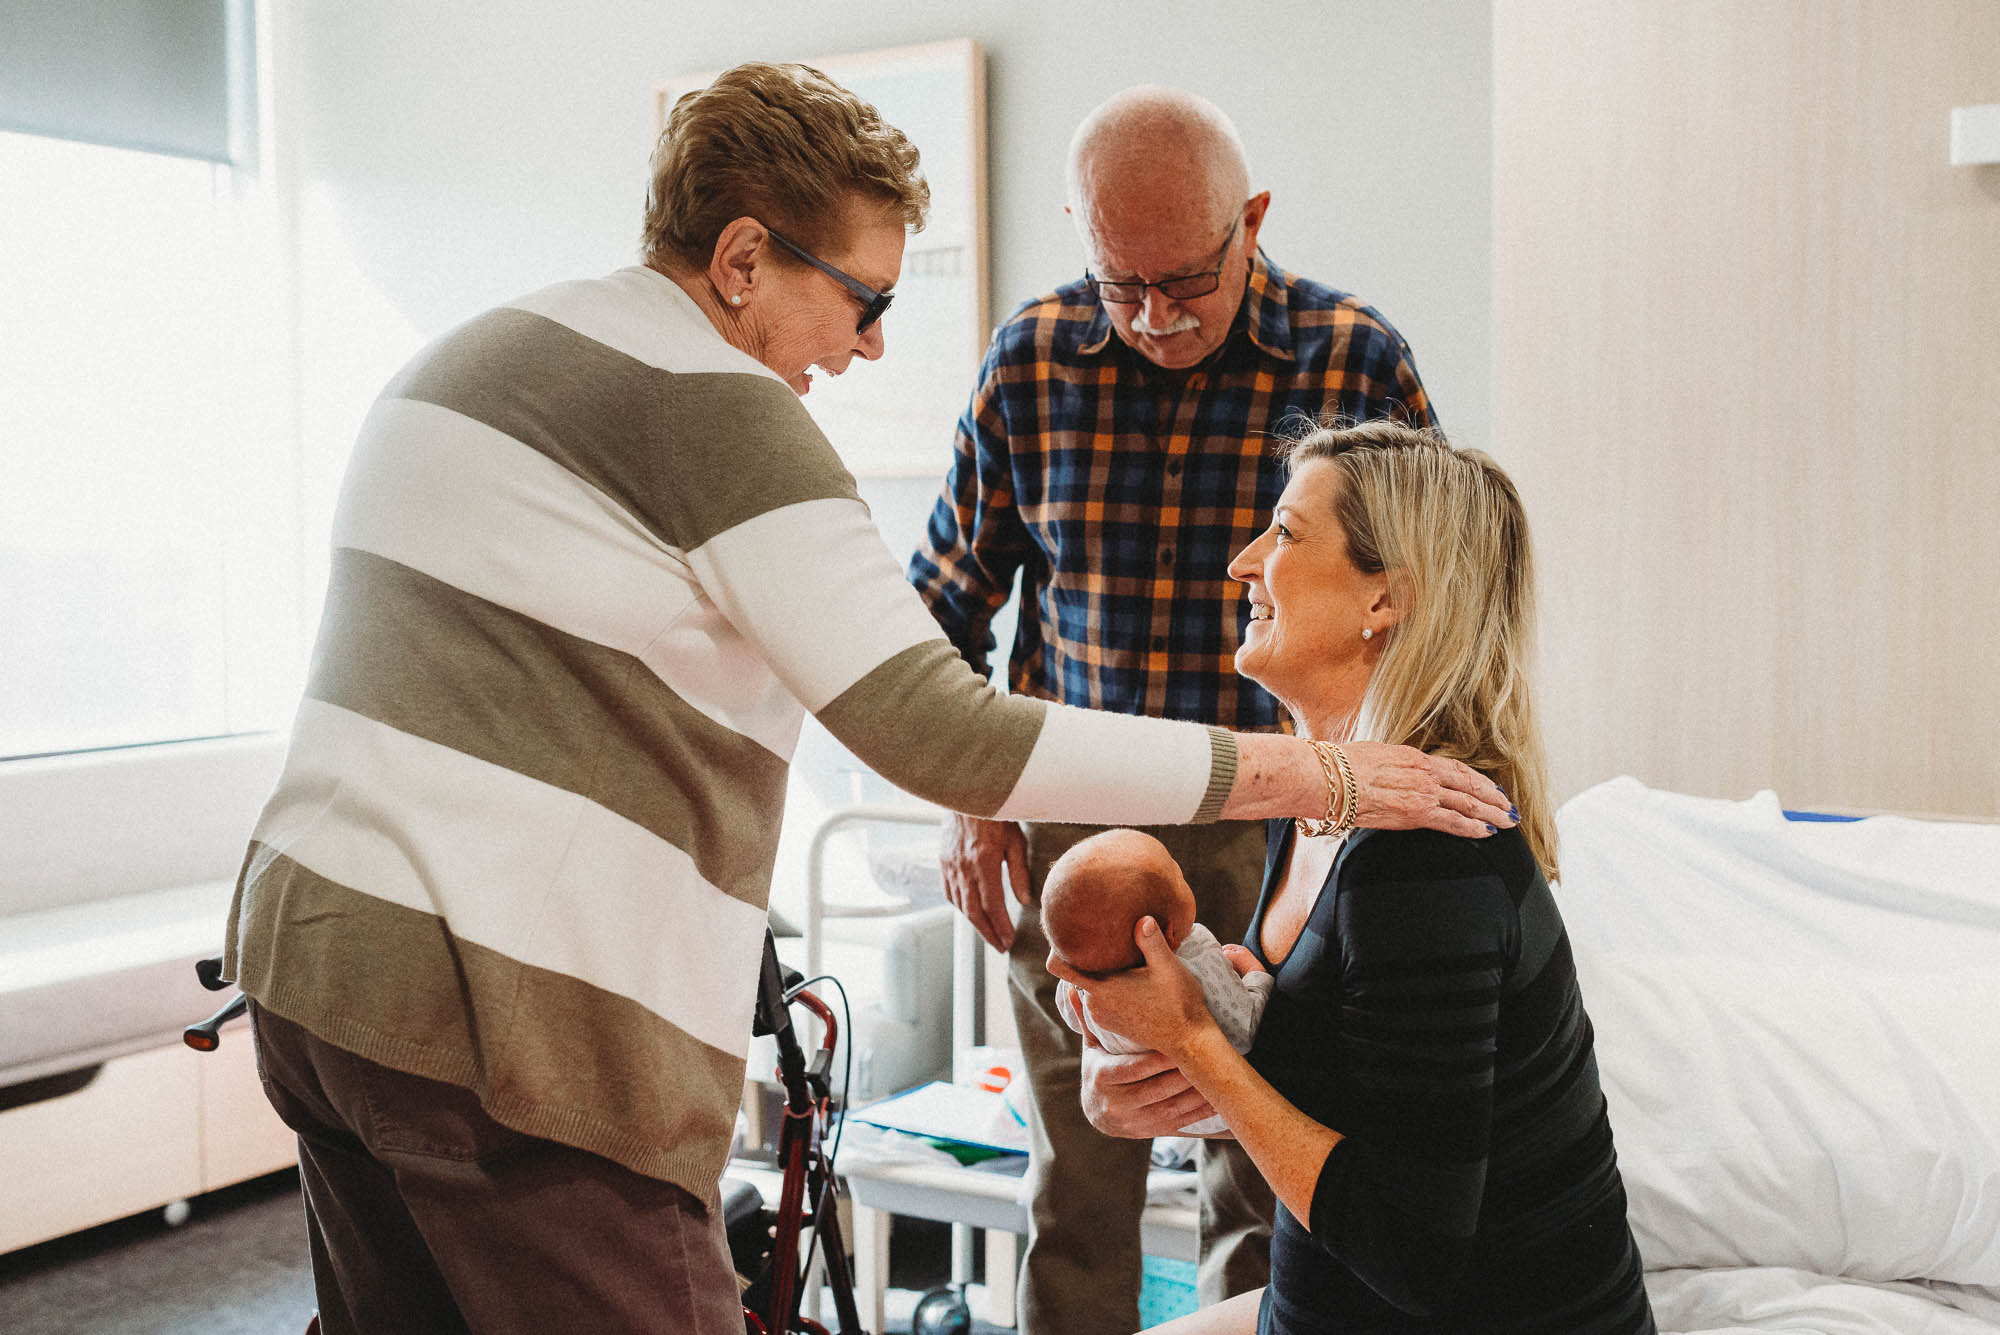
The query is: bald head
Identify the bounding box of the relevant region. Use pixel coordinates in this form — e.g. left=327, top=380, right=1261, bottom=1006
left=1062, top=87, right=1266, bottom=370
left=1066, top=85, right=1251, bottom=238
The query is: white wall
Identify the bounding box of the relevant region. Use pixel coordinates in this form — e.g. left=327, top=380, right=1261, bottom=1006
left=278, top=0, right=1492, bottom=533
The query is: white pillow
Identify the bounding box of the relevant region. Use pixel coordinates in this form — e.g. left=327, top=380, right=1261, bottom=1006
left=1576, top=947, right=2000, bottom=1284
left=1555, top=778, right=2000, bottom=970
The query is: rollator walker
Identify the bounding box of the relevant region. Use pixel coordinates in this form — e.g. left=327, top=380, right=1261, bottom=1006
left=186, top=928, right=874, bottom=1334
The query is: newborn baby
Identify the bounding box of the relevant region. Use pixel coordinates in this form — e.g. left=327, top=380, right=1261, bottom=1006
left=1043, top=828, right=1271, bottom=1136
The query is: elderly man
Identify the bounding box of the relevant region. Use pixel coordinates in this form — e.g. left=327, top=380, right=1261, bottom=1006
left=908, top=87, right=1438, bottom=1333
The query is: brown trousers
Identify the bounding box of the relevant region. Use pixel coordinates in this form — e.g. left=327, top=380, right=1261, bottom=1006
left=1010, top=820, right=1277, bottom=1335
left=249, top=1004, right=743, bottom=1335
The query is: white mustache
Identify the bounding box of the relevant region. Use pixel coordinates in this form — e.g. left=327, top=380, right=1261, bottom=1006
left=1131, top=311, right=1200, bottom=337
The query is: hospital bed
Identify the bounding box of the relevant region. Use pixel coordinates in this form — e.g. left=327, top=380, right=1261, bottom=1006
left=1553, top=778, right=2000, bottom=1334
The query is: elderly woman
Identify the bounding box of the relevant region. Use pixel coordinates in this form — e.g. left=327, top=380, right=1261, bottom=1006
left=1055, top=423, right=1657, bottom=1334
left=224, top=65, right=1510, bottom=1334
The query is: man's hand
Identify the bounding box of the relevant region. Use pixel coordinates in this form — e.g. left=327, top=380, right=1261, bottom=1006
left=1079, top=1045, right=1218, bottom=1139
left=938, top=814, right=1030, bottom=951
left=1342, top=741, right=1516, bottom=838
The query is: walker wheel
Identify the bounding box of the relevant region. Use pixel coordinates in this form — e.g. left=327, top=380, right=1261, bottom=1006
left=911, top=1286, right=973, bottom=1335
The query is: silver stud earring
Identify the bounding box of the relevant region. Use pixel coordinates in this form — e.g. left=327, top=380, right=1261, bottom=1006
left=1361, top=627, right=1374, bottom=640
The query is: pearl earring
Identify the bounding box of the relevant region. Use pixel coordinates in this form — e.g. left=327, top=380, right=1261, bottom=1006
left=730, top=294, right=743, bottom=306
left=1360, top=627, right=1374, bottom=641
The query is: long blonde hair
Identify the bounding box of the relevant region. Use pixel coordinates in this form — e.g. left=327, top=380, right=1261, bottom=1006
left=1285, top=420, right=1558, bottom=879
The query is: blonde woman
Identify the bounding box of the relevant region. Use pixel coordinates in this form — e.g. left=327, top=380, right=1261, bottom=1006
left=1056, top=423, right=1656, bottom=1334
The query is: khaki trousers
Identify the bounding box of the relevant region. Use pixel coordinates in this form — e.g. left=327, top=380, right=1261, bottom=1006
left=249, top=1004, right=744, bottom=1335
left=1010, top=820, right=1277, bottom=1335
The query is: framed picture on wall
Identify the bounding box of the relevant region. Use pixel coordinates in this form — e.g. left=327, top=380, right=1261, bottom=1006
left=652, top=39, right=989, bottom=479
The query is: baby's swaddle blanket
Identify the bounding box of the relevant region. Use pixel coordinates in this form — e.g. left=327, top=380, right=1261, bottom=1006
left=1056, top=922, right=1272, bottom=1135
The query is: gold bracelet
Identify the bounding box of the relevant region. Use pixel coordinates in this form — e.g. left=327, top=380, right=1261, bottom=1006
left=1297, top=740, right=1360, bottom=839
left=1296, top=740, right=1342, bottom=838
left=1328, top=741, right=1359, bottom=838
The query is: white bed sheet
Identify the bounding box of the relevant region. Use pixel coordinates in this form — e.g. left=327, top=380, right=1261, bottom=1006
left=1650, top=1266, right=2000, bottom=1334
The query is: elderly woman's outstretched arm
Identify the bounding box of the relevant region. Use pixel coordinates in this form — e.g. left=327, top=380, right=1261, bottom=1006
left=683, top=376, right=1510, bottom=833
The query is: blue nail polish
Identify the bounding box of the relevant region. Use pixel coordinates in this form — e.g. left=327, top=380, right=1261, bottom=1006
left=1508, top=806, right=1519, bottom=821
left=1486, top=823, right=1497, bottom=833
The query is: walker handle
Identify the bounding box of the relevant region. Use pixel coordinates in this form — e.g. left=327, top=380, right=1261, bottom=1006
left=184, top=992, right=249, bottom=1052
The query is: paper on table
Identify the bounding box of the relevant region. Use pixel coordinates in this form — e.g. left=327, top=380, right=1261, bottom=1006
left=850, top=1080, right=1030, bottom=1154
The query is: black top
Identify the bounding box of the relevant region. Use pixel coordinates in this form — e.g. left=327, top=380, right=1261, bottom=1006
left=1246, top=823, right=1656, bottom=1334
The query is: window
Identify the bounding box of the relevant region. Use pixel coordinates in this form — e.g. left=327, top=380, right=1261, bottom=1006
left=0, top=7, right=298, bottom=763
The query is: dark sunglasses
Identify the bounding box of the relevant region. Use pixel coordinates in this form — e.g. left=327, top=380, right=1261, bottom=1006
left=762, top=224, right=894, bottom=333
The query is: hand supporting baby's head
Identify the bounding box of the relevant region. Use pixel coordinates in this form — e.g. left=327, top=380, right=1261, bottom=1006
left=1041, top=829, right=1199, bottom=975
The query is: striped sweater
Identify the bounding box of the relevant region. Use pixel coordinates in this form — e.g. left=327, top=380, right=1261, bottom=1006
left=225, top=266, right=1239, bottom=1197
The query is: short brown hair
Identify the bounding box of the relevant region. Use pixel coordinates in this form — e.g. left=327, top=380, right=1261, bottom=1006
left=642, top=62, right=929, bottom=271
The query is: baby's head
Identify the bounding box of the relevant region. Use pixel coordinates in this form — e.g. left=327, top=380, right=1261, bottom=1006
left=1041, top=829, right=1198, bottom=974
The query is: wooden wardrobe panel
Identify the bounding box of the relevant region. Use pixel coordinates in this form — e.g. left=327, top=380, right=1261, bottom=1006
left=1492, top=0, right=2000, bottom=816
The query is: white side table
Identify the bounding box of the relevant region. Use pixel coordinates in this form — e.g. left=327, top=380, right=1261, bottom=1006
left=843, top=1157, right=1198, bottom=1330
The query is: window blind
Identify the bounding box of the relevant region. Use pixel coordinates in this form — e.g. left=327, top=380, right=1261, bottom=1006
left=0, top=0, right=254, bottom=163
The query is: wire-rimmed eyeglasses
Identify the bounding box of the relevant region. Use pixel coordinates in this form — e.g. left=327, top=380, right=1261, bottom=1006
left=1084, top=217, right=1240, bottom=305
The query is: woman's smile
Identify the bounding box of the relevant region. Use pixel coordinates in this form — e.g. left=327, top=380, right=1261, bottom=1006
left=1227, top=458, right=1394, bottom=737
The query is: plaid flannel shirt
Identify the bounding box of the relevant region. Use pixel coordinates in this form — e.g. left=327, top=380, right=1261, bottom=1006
left=909, top=250, right=1436, bottom=729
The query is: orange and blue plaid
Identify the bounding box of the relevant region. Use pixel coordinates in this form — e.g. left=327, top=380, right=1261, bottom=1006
left=909, top=251, right=1436, bottom=729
